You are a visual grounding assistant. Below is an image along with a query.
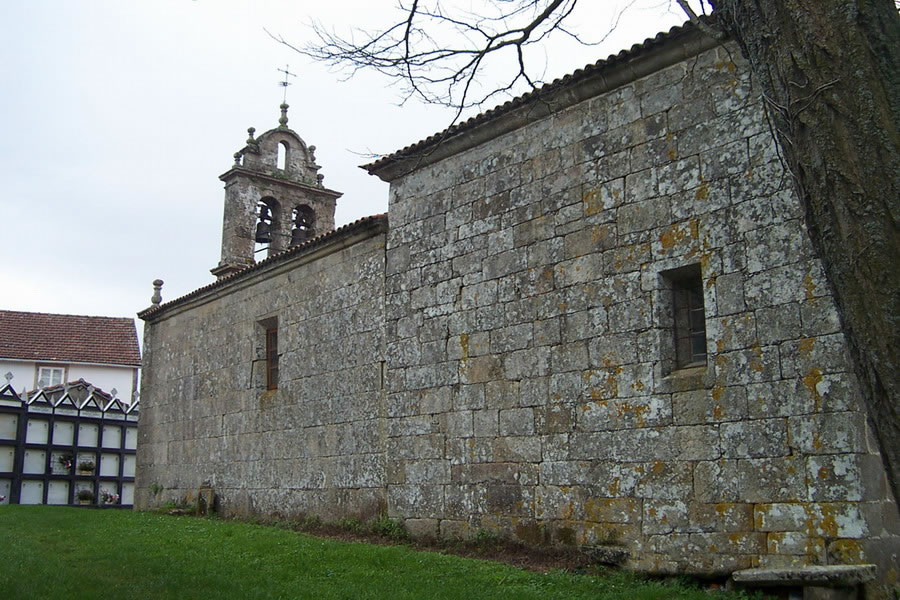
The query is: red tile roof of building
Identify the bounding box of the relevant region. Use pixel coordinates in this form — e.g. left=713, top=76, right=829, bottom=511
left=0, top=310, right=141, bottom=367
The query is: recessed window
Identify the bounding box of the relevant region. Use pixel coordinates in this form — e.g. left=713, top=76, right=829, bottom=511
left=660, top=264, right=707, bottom=373
left=37, top=366, right=65, bottom=388
left=673, top=275, right=707, bottom=368
left=265, top=326, right=279, bottom=390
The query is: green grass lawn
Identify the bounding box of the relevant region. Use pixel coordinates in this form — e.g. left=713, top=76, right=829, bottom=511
left=0, top=506, right=754, bottom=600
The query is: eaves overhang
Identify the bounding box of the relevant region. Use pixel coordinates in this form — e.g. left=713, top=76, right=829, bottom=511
left=363, top=19, right=722, bottom=182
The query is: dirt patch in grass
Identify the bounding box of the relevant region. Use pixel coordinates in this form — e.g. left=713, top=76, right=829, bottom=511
left=201, top=512, right=608, bottom=573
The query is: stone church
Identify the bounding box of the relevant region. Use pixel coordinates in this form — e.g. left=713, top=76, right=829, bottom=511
left=136, top=20, right=898, bottom=587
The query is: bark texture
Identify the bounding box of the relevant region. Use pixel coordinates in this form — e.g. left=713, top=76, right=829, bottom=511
left=712, top=0, right=900, bottom=502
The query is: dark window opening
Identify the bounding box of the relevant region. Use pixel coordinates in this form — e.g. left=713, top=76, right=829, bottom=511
left=672, top=272, right=707, bottom=368
left=265, top=327, right=279, bottom=390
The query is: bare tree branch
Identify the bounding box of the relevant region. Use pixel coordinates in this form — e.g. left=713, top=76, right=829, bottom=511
left=275, top=0, right=685, bottom=117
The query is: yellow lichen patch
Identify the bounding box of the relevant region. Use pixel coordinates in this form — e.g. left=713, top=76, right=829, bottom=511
left=714, top=503, right=731, bottom=516
left=695, top=182, right=710, bottom=201
left=804, top=272, right=817, bottom=300
left=828, top=539, right=865, bottom=564
left=749, top=344, right=764, bottom=373
left=715, top=60, right=737, bottom=74
left=609, top=477, right=621, bottom=496
left=812, top=432, right=823, bottom=452
left=652, top=461, right=666, bottom=474
left=804, top=503, right=839, bottom=538
left=711, top=385, right=725, bottom=402
left=804, top=536, right=825, bottom=560
left=658, top=221, right=695, bottom=251
left=583, top=188, right=605, bottom=216
left=690, top=218, right=700, bottom=240
left=459, top=333, right=469, bottom=360
left=631, top=401, right=649, bottom=423
left=647, top=506, right=657, bottom=517
left=797, top=337, right=815, bottom=355
left=667, top=148, right=678, bottom=161
left=713, top=404, right=725, bottom=419
left=802, top=368, right=824, bottom=412
left=716, top=339, right=726, bottom=353
left=818, top=465, right=831, bottom=479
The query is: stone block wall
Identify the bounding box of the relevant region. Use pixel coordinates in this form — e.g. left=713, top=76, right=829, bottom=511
left=137, top=34, right=898, bottom=585
left=137, top=226, right=387, bottom=520
left=380, top=43, right=897, bottom=575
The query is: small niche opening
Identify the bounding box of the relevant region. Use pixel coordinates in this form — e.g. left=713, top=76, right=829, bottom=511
left=277, top=141, right=289, bottom=171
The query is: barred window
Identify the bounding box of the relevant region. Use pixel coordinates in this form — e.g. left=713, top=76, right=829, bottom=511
left=672, top=275, right=707, bottom=368
left=265, top=327, right=279, bottom=390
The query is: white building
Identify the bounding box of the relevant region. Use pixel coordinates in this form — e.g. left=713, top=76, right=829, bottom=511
left=0, top=310, right=141, bottom=401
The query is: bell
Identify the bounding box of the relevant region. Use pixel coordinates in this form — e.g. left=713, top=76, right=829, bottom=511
left=290, top=227, right=309, bottom=246
left=255, top=220, right=272, bottom=244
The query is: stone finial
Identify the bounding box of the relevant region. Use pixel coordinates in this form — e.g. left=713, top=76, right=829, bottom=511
left=234, top=151, right=242, bottom=165
left=279, top=103, right=289, bottom=127
left=245, top=127, right=260, bottom=154
left=151, top=279, right=164, bottom=306
left=316, top=173, right=325, bottom=187
left=110, top=388, right=118, bottom=399
left=4, top=372, right=12, bottom=384
left=308, top=145, right=317, bottom=161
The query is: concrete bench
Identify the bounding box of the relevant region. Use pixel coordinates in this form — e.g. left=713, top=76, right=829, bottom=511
left=731, top=565, right=877, bottom=600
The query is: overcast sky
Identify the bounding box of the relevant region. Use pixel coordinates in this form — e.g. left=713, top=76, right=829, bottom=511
left=0, top=1, right=689, bottom=339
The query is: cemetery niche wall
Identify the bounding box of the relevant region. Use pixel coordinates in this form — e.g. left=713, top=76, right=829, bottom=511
left=136, top=20, right=899, bottom=590
left=0, top=377, right=139, bottom=507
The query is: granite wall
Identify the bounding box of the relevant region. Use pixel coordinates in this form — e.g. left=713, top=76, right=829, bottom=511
left=377, top=42, right=897, bottom=575
left=137, top=220, right=387, bottom=520
left=138, top=34, right=898, bottom=583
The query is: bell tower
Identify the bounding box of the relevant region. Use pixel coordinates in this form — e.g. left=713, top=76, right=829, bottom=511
left=211, top=103, right=342, bottom=279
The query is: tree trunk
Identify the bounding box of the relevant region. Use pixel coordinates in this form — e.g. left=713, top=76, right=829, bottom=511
left=711, top=0, right=900, bottom=502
